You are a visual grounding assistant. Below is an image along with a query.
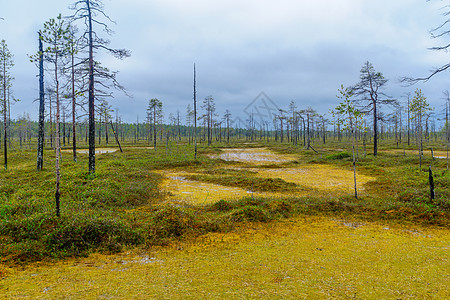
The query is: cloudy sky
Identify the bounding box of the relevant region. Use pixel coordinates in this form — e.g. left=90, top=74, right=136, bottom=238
left=1, top=0, right=449, bottom=125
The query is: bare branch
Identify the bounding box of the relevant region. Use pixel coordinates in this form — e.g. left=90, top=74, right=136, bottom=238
left=400, top=63, right=450, bottom=85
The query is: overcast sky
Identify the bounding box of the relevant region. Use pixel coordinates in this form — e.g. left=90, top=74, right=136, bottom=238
left=1, top=0, right=449, bottom=126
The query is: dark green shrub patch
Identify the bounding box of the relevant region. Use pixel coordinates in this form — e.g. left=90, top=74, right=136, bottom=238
left=326, top=151, right=351, bottom=160
left=230, top=205, right=270, bottom=222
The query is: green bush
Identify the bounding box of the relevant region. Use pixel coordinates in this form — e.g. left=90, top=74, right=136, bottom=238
left=231, top=205, right=269, bottom=222
left=264, top=199, right=292, bottom=218
left=151, top=206, right=194, bottom=239
left=211, top=199, right=233, bottom=211
left=45, top=217, right=142, bottom=255
left=0, top=213, right=143, bottom=261
left=326, top=151, right=351, bottom=160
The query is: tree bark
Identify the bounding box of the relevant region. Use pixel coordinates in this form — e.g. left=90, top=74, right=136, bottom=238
left=373, top=101, right=378, bottom=156
left=194, top=64, right=197, bottom=159
left=429, top=166, right=435, bottom=200
left=110, top=121, right=123, bottom=152
left=37, top=33, right=45, bottom=171
left=71, top=39, right=77, bottom=162
left=2, top=45, right=7, bottom=170
left=87, top=0, right=96, bottom=174
left=55, top=52, right=61, bottom=217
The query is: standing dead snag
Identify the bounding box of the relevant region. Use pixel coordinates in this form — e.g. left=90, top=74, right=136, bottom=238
left=37, top=32, right=45, bottom=171
left=429, top=166, right=435, bottom=201
left=0, top=39, right=13, bottom=170
left=69, top=0, right=130, bottom=175
left=147, top=98, right=163, bottom=150
left=193, top=64, right=198, bottom=159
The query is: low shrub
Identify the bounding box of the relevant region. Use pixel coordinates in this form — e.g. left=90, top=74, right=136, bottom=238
left=45, top=217, right=142, bottom=256
left=211, top=199, right=233, bottom=211
left=150, top=206, right=195, bottom=240
left=326, top=151, right=351, bottom=160
left=264, top=199, right=292, bottom=218
left=230, top=205, right=269, bottom=222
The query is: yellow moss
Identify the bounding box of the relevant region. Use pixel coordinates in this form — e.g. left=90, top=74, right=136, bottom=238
left=253, top=165, right=375, bottom=195
left=3, top=216, right=449, bottom=299
left=156, top=171, right=255, bottom=204
left=156, top=162, right=375, bottom=205
left=381, top=149, right=449, bottom=158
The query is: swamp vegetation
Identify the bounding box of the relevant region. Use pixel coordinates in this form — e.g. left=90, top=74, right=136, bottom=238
left=0, top=139, right=449, bottom=298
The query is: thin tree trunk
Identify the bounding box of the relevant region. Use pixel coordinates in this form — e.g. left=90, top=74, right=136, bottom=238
left=194, top=64, right=197, bottom=159
left=55, top=43, right=61, bottom=217
left=38, top=33, right=47, bottom=170
left=87, top=0, right=96, bottom=174
left=71, top=41, right=77, bottom=162
left=110, top=121, right=123, bottom=152
left=429, top=166, right=435, bottom=200
left=373, top=102, right=378, bottom=156
left=3, top=49, right=7, bottom=170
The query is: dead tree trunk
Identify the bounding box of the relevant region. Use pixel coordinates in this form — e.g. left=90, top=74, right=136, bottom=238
left=37, top=32, right=45, bottom=170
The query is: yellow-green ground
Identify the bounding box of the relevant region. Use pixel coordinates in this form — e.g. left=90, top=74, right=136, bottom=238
left=159, top=148, right=375, bottom=205
left=158, top=170, right=254, bottom=204
left=1, top=216, right=449, bottom=299
left=2, top=147, right=449, bottom=299
left=380, top=148, right=449, bottom=158
left=158, top=164, right=375, bottom=205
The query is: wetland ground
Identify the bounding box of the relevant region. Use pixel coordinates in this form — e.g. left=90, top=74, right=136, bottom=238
left=1, top=142, right=449, bottom=299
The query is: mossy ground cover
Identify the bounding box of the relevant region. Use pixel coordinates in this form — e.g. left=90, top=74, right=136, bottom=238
left=0, top=141, right=449, bottom=298
left=2, top=216, right=448, bottom=299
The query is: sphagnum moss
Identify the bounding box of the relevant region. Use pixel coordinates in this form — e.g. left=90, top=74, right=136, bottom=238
left=1, top=145, right=449, bottom=298
left=2, top=216, right=449, bottom=299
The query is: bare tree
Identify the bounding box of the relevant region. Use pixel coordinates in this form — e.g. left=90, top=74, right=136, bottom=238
left=193, top=64, right=197, bottom=158
left=186, top=104, right=193, bottom=144
left=352, top=61, right=396, bottom=156
left=70, top=0, right=130, bottom=175
left=148, top=98, right=162, bottom=149
left=37, top=32, right=45, bottom=170
left=223, top=109, right=232, bottom=144
left=444, top=90, right=450, bottom=170
left=0, top=40, right=13, bottom=170
left=299, top=107, right=317, bottom=151
left=201, top=95, right=216, bottom=146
